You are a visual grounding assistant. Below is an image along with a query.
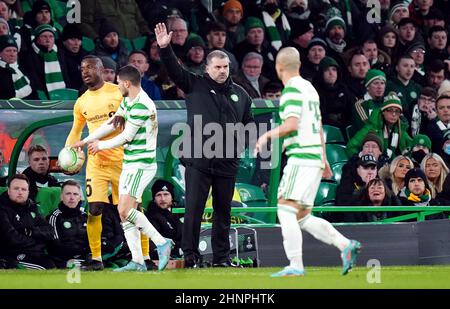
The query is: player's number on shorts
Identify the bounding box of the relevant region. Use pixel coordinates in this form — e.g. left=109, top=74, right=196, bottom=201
left=86, top=179, right=92, bottom=197
left=308, top=100, right=320, bottom=134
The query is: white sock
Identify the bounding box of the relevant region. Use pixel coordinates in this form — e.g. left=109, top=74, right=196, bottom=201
left=277, top=205, right=304, bottom=270
left=143, top=255, right=150, bottom=261
left=122, top=222, right=144, bottom=265
left=126, top=208, right=166, bottom=246
left=299, top=214, right=350, bottom=251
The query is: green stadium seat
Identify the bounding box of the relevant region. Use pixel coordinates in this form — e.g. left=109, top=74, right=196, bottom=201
left=235, top=183, right=266, bottom=203
left=37, top=90, right=48, bottom=100
left=82, top=36, right=95, bottom=52
left=133, top=36, right=147, bottom=50
left=323, top=125, right=345, bottom=144
left=120, top=38, right=133, bottom=52
left=36, top=187, right=61, bottom=217
left=326, top=144, right=349, bottom=166
left=314, top=182, right=337, bottom=206
left=346, top=125, right=357, bottom=140
left=330, top=161, right=346, bottom=184
left=48, top=88, right=79, bottom=100
left=0, top=187, right=6, bottom=195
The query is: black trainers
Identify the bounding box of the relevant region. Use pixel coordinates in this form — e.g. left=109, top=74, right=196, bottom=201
left=212, top=260, right=242, bottom=268
left=80, top=259, right=104, bottom=271
left=184, top=256, right=201, bottom=269
left=145, top=259, right=158, bottom=271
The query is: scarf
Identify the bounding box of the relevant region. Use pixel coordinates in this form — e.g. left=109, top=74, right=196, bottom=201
left=0, top=59, right=32, bottom=98
left=262, top=10, right=291, bottom=51
left=325, top=37, right=347, bottom=53
left=32, top=42, right=66, bottom=93
left=403, top=188, right=431, bottom=205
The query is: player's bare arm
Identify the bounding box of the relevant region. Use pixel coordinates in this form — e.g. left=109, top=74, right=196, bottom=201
left=255, top=117, right=298, bottom=155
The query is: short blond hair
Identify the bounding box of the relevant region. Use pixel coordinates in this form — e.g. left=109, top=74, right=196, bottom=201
left=276, top=47, right=301, bottom=72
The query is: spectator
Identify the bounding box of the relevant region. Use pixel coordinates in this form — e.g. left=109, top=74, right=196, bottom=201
left=183, top=34, right=206, bottom=76
left=79, top=0, right=150, bottom=40
left=285, top=0, right=311, bottom=22
left=410, top=87, right=437, bottom=136
left=406, top=41, right=427, bottom=86
left=409, top=0, right=436, bottom=27
left=381, top=155, right=413, bottom=195
left=205, top=21, right=239, bottom=75
left=167, top=17, right=189, bottom=60
left=426, top=59, right=447, bottom=91
left=420, top=153, right=449, bottom=197
left=362, top=39, right=390, bottom=72
left=352, top=69, right=387, bottom=132
left=58, top=23, right=87, bottom=91
left=0, top=34, right=33, bottom=99
left=0, top=174, right=56, bottom=269
left=425, top=26, right=449, bottom=65
left=398, top=168, right=434, bottom=206
left=221, top=0, right=245, bottom=52
left=233, top=52, right=269, bottom=98
left=345, top=50, right=370, bottom=100
left=434, top=173, right=450, bottom=205
left=93, top=21, right=129, bottom=68
left=347, top=92, right=413, bottom=159
left=385, top=55, right=422, bottom=121
left=324, top=16, right=348, bottom=67
left=261, top=81, right=282, bottom=100
left=99, top=56, right=117, bottom=84
left=22, top=144, right=59, bottom=201
left=388, top=2, right=410, bottom=27
left=442, top=130, right=450, bottom=167
left=426, top=94, right=450, bottom=157
left=145, top=179, right=183, bottom=260
left=128, top=50, right=162, bottom=100
left=377, top=25, right=399, bottom=65
left=260, top=0, right=291, bottom=50
left=422, top=8, right=446, bottom=30
left=336, top=154, right=378, bottom=209
left=47, top=180, right=89, bottom=268
left=354, top=178, right=401, bottom=222
left=19, top=24, right=66, bottom=98
left=286, top=19, right=313, bottom=62
left=409, top=134, right=432, bottom=167
left=313, top=56, right=352, bottom=132
left=397, top=18, right=422, bottom=57
left=301, top=37, right=327, bottom=82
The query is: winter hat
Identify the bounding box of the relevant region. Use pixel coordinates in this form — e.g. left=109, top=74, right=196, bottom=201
left=289, top=19, right=313, bottom=39
left=100, top=56, right=117, bottom=71
left=364, top=69, right=386, bottom=87
left=0, top=34, right=17, bottom=51
left=358, top=154, right=378, bottom=167
left=325, top=16, right=346, bottom=34
left=223, top=0, right=243, bottom=15
left=98, top=20, right=119, bottom=41
left=287, top=0, right=308, bottom=9
left=32, top=0, right=52, bottom=17
left=151, top=179, right=174, bottom=200
left=412, top=134, right=432, bottom=150
left=404, top=168, right=429, bottom=189
left=381, top=92, right=402, bottom=111
left=244, top=17, right=264, bottom=34
left=61, top=23, right=82, bottom=41
left=33, top=24, right=55, bottom=38
left=362, top=132, right=384, bottom=152
left=307, top=37, right=327, bottom=51
left=388, top=2, right=408, bottom=22
left=185, top=34, right=205, bottom=51
left=319, top=56, right=339, bottom=71
left=0, top=18, right=10, bottom=34
left=405, top=41, right=426, bottom=56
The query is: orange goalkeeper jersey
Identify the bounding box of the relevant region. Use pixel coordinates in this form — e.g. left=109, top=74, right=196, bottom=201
left=66, top=82, right=124, bottom=165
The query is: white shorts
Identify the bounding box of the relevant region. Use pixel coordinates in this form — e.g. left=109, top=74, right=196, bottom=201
left=278, top=165, right=323, bottom=208
left=119, top=165, right=157, bottom=199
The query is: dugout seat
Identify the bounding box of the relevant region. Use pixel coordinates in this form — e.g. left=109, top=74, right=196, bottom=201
left=326, top=144, right=349, bottom=166
left=49, top=88, right=79, bottom=100
left=323, top=125, right=345, bottom=144
left=330, top=161, right=346, bottom=184
left=36, top=187, right=62, bottom=217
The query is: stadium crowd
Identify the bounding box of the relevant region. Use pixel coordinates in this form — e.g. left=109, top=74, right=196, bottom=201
left=1, top=0, right=450, bottom=268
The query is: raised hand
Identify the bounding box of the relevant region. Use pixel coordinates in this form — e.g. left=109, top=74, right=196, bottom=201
left=154, top=22, right=172, bottom=48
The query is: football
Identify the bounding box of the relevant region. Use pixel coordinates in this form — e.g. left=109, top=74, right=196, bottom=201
left=57, top=146, right=86, bottom=173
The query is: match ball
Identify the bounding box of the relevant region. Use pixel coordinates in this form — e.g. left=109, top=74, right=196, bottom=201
left=58, top=147, right=85, bottom=173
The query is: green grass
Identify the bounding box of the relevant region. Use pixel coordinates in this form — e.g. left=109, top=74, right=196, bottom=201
left=1, top=266, right=450, bottom=289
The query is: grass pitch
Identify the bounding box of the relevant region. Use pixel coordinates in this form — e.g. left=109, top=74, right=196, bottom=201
left=1, top=266, right=450, bottom=289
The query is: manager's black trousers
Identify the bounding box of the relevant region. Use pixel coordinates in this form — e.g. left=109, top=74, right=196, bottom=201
left=182, top=166, right=235, bottom=264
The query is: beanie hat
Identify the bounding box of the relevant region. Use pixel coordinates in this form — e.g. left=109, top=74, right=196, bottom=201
left=100, top=56, right=117, bottom=71
left=33, top=24, right=55, bottom=38
left=98, top=20, right=119, bottom=41
left=244, top=17, right=264, bottom=34
left=223, top=0, right=243, bottom=15
left=405, top=41, right=426, bottom=56
left=381, top=92, right=402, bottom=111
left=61, top=23, right=82, bottom=41
left=404, top=168, right=429, bottom=189
left=32, top=0, right=51, bottom=16
left=0, top=34, right=17, bottom=51
left=365, top=69, right=386, bottom=87
left=0, top=18, right=10, bottom=34
left=307, top=37, right=327, bottom=51
left=388, top=3, right=408, bottom=22
left=412, top=134, right=432, bottom=150
left=185, top=34, right=205, bottom=51
left=325, top=16, right=346, bottom=34
left=289, top=19, right=313, bottom=39
left=362, top=132, right=384, bottom=152
left=151, top=179, right=174, bottom=200
left=319, top=56, right=339, bottom=71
